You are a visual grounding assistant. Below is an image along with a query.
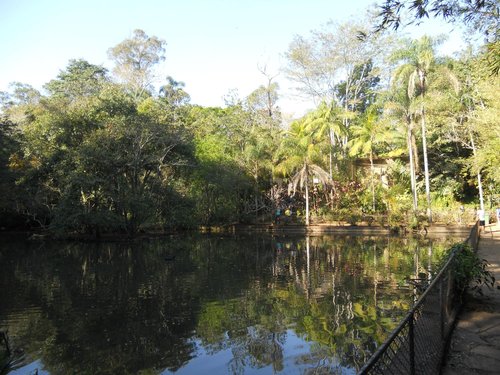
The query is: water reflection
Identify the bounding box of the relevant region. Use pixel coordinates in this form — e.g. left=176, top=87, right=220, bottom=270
left=0, top=234, right=456, bottom=374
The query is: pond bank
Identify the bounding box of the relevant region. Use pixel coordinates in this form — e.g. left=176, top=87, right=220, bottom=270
left=1, top=223, right=473, bottom=241
left=233, top=223, right=472, bottom=237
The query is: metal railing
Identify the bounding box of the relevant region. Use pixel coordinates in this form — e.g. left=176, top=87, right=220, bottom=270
left=358, top=222, right=480, bottom=374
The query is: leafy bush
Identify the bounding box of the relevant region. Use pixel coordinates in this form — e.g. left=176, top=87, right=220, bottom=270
left=450, top=243, right=495, bottom=294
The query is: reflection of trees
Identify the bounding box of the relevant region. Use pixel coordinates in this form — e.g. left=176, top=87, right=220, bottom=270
left=194, top=235, right=455, bottom=372
left=1, top=240, right=201, bottom=374
left=0, top=234, right=455, bottom=373
left=228, top=328, right=285, bottom=374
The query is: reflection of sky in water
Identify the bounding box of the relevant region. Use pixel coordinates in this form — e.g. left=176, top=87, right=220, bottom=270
left=9, top=360, right=49, bottom=375
left=12, top=332, right=354, bottom=375
left=163, top=330, right=353, bottom=375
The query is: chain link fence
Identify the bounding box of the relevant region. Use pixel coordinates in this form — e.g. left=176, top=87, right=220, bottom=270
left=358, top=222, right=480, bottom=374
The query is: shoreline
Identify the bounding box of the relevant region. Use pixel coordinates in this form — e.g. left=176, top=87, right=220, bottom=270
left=0, top=222, right=473, bottom=242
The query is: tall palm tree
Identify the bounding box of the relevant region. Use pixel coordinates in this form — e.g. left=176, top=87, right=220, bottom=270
left=383, top=90, right=419, bottom=212
left=275, top=118, right=332, bottom=225
left=392, top=36, right=440, bottom=222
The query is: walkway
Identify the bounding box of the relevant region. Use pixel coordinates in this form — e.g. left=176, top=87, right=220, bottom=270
left=442, top=224, right=500, bottom=374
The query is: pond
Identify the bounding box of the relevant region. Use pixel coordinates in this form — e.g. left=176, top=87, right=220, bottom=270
left=0, top=233, right=460, bottom=374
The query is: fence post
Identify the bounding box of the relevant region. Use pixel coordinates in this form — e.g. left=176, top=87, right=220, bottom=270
left=409, top=312, right=415, bottom=375
left=440, top=279, right=445, bottom=341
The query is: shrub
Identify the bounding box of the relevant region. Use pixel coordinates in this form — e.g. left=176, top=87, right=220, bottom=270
left=450, top=243, right=495, bottom=294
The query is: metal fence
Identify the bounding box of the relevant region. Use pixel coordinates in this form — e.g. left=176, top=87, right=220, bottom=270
left=358, top=222, right=480, bottom=374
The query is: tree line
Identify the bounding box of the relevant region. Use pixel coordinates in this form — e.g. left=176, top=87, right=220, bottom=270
left=0, top=12, right=498, bottom=237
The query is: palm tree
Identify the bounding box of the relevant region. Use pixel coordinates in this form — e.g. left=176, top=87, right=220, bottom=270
left=241, top=125, right=276, bottom=218
left=302, top=101, right=349, bottom=177
left=348, top=106, right=396, bottom=212
left=392, top=36, right=440, bottom=223
left=275, top=118, right=332, bottom=225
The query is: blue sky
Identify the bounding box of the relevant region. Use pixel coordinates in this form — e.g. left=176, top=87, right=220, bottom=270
left=1, top=0, right=465, bottom=116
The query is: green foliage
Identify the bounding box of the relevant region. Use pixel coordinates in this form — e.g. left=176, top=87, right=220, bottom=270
left=0, top=117, right=25, bottom=228
left=44, top=59, right=109, bottom=99
left=2, top=58, right=196, bottom=236
left=190, top=133, right=251, bottom=225
left=448, top=243, right=495, bottom=294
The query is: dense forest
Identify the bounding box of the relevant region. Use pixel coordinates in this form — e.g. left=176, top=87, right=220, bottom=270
left=0, top=5, right=498, bottom=237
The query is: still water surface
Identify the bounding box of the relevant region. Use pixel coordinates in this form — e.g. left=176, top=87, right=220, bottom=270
left=0, top=233, right=459, bottom=374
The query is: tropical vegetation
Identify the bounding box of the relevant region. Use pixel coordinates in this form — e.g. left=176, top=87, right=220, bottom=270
left=0, top=9, right=498, bottom=237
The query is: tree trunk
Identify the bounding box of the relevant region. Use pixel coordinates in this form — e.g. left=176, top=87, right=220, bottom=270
left=477, top=173, right=485, bottom=211
left=254, top=173, right=259, bottom=221
left=329, top=148, right=333, bottom=178
left=421, top=104, right=432, bottom=222
left=305, top=170, right=310, bottom=226
left=469, top=132, right=485, bottom=210
left=407, top=120, right=418, bottom=211
left=370, top=149, right=375, bottom=212
left=373, top=244, right=378, bottom=308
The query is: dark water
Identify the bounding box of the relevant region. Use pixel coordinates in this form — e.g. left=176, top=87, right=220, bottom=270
left=0, top=233, right=459, bottom=374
